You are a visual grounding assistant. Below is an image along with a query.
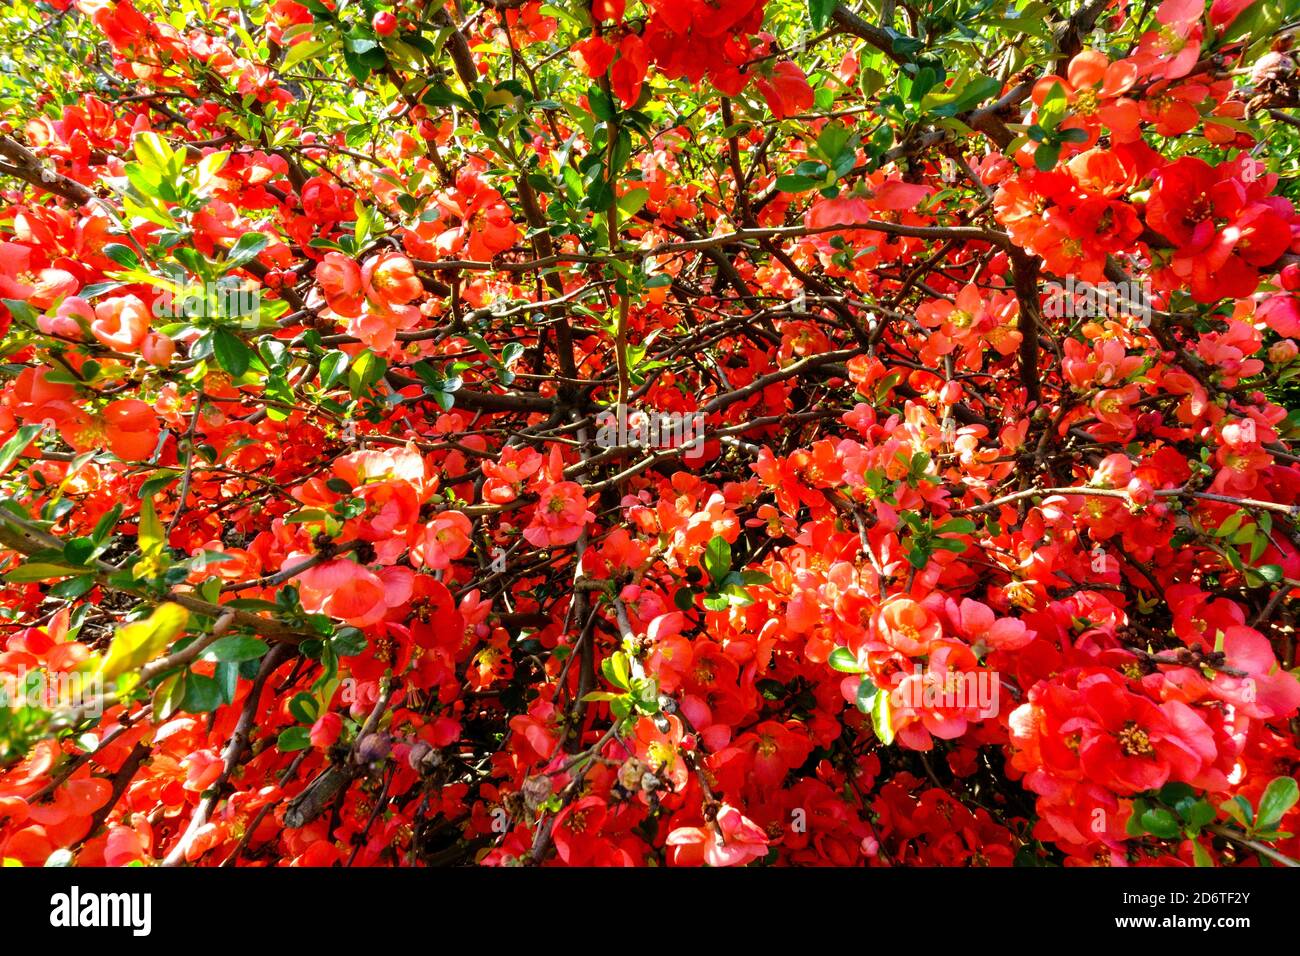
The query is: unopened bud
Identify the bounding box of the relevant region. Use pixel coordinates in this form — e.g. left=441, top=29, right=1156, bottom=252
left=355, top=732, right=391, bottom=764
left=618, top=757, right=646, bottom=791
left=1270, top=339, right=1298, bottom=364
left=522, top=774, right=552, bottom=811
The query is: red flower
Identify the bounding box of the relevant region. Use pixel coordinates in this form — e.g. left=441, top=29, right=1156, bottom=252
left=316, top=252, right=365, bottom=317
left=572, top=35, right=616, bottom=78
left=755, top=61, right=813, bottom=119
left=551, top=795, right=608, bottom=864
left=1067, top=675, right=1218, bottom=794
left=876, top=597, right=942, bottom=657
left=523, top=481, right=594, bottom=547
left=610, top=34, right=648, bottom=107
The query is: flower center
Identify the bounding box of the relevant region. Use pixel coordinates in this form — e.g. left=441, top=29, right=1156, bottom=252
left=1118, top=721, right=1155, bottom=757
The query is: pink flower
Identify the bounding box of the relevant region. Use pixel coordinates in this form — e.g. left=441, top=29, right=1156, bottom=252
left=346, top=301, right=421, bottom=351
left=666, top=805, right=769, bottom=867
left=293, top=556, right=412, bottom=627
left=310, top=712, right=343, bottom=750
left=92, top=294, right=150, bottom=352
left=1133, top=0, right=1204, bottom=81
left=947, top=597, right=1035, bottom=651
left=523, top=481, right=594, bottom=547
left=39, top=295, right=94, bottom=340
left=410, top=511, right=473, bottom=569
left=1212, top=625, right=1300, bottom=719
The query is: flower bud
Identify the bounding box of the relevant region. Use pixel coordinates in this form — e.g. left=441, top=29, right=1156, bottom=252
left=522, top=774, right=552, bottom=811
left=141, top=332, right=175, bottom=368
left=355, top=732, right=391, bottom=764
left=1269, top=339, right=1298, bottom=364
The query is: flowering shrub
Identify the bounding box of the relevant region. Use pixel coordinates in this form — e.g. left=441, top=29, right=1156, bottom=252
left=0, top=0, right=1297, bottom=869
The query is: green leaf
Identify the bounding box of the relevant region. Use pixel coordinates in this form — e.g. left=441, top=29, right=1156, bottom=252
left=870, top=683, right=894, bottom=745
left=138, top=494, right=164, bottom=555
left=348, top=349, right=386, bottom=398
left=855, top=676, right=878, bottom=714
left=5, top=562, right=89, bottom=583
left=212, top=327, right=252, bottom=376
left=1254, top=564, right=1284, bottom=584
left=0, top=424, right=42, bottom=476
left=775, top=174, right=823, bottom=193
left=319, top=350, right=350, bottom=388
left=63, top=537, right=97, bottom=566
left=100, top=603, right=189, bottom=680
left=703, top=535, right=731, bottom=586
left=1256, top=776, right=1299, bottom=833
left=617, top=187, right=650, bottom=218
left=277, top=726, right=312, bottom=752
left=1033, top=142, right=1061, bottom=172
left=200, top=635, right=270, bottom=663
left=132, top=131, right=175, bottom=171
left=331, top=627, right=368, bottom=656
left=702, top=592, right=731, bottom=611
left=181, top=673, right=224, bottom=713
left=139, top=469, right=180, bottom=499
left=103, top=244, right=141, bottom=269
left=808, top=0, right=836, bottom=30
left=937, top=518, right=976, bottom=535
left=1219, top=795, right=1254, bottom=829
left=49, top=575, right=97, bottom=599
left=1139, top=807, right=1181, bottom=840
left=152, top=673, right=184, bottom=721
left=1036, top=81, right=1068, bottom=130
left=828, top=647, right=865, bottom=673
left=288, top=694, right=319, bottom=725
left=601, top=651, right=631, bottom=691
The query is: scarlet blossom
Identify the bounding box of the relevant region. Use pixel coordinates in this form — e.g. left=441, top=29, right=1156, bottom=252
left=572, top=35, right=616, bottom=78
left=1031, top=49, right=1139, bottom=145
left=292, top=556, right=412, bottom=627
left=1209, top=626, right=1300, bottom=719
left=482, top=445, right=543, bottom=503
left=1036, top=673, right=1221, bottom=794
left=310, top=712, right=342, bottom=749
left=947, top=598, right=1035, bottom=651
left=316, top=251, right=365, bottom=316
left=1132, top=0, right=1205, bottom=81
left=422, top=170, right=520, bottom=262
left=591, top=0, right=624, bottom=20
left=631, top=714, right=689, bottom=791
left=48, top=398, right=159, bottom=460
left=523, top=481, right=594, bottom=547
left=609, top=34, right=648, bottom=107
left=754, top=61, right=813, bottom=119
left=551, top=795, right=608, bottom=864
left=361, top=251, right=422, bottom=307
left=141, top=332, right=175, bottom=367
left=409, top=511, right=473, bottom=570
left=876, top=596, right=942, bottom=657
left=737, top=720, right=812, bottom=788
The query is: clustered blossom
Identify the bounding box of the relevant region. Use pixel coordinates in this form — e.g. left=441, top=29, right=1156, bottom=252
left=0, top=0, right=1296, bottom=872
